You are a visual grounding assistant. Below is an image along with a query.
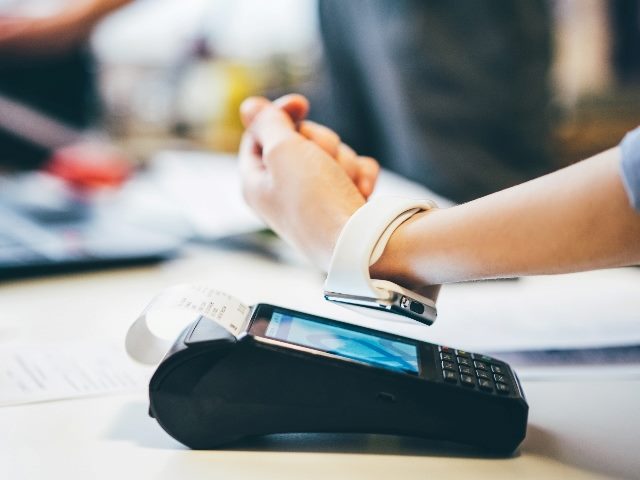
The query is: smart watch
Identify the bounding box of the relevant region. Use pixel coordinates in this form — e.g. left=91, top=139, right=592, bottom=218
left=324, top=196, right=439, bottom=326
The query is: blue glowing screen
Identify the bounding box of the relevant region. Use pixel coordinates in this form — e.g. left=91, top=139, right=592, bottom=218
left=265, top=311, right=419, bottom=374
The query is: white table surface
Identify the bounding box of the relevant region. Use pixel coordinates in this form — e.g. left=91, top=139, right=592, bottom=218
left=1, top=244, right=639, bottom=480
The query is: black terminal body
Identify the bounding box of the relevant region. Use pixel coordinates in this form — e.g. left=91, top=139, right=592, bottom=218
left=148, top=304, right=528, bottom=453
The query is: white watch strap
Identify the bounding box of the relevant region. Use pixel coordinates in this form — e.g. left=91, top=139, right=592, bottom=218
left=324, top=196, right=436, bottom=300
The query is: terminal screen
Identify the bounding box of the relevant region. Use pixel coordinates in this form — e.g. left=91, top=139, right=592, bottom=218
left=265, top=311, right=419, bottom=375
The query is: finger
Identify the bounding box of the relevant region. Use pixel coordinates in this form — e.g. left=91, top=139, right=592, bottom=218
left=238, top=131, right=266, bottom=203
left=240, top=94, right=309, bottom=128
left=238, top=131, right=263, bottom=177
left=299, top=120, right=341, bottom=158
left=273, top=94, right=310, bottom=124
left=335, top=142, right=359, bottom=180
left=355, top=156, right=380, bottom=198
left=248, top=104, right=298, bottom=153
left=240, top=96, right=271, bottom=128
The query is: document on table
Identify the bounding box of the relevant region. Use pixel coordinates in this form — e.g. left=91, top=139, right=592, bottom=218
left=117, top=151, right=264, bottom=240
left=358, top=267, right=640, bottom=351
left=431, top=268, right=640, bottom=352
left=114, top=150, right=453, bottom=242
left=0, top=341, right=153, bottom=407
left=328, top=266, right=640, bottom=380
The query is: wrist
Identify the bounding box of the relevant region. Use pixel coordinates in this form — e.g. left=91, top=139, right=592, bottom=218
left=323, top=197, right=439, bottom=324
left=297, top=197, right=364, bottom=272
left=325, top=203, right=363, bottom=268
left=369, top=208, right=435, bottom=290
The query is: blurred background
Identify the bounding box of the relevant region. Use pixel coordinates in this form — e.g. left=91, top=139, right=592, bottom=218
left=90, top=0, right=319, bottom=157
left=96, top=0, right=638, bottom=165
left=1, top=0, right=639, bottom=277
left=2, top=0, right=639, bottom=167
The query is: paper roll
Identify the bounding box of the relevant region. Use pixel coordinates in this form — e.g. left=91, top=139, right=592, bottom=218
left=125, top=285, right=249, bottom=365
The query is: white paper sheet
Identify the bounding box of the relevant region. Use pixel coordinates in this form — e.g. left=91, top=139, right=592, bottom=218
left=147, top=151, right=264, bottom=239
left=359, top=267, right=640, bottom=353
left=0, top=342, right=152, bottom=407
left=513, top=364, right=640, bottom=380
left=115, top=150, right=453, bottom=242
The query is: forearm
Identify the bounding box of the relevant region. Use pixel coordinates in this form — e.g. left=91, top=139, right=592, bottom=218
left=372, top=147, right=640, bottom=286
left=0, top=0, right=131, bottom=57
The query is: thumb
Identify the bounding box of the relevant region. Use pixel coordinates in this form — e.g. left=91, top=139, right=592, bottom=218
left=239, top=96, right=271, bottom=128
left=273, top=93, right=309, bottom=124
left=240, top=94, right=309, bottom=128
left=243, top=101, right=297, bottom=153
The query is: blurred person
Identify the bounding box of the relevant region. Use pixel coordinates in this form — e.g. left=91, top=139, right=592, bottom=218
left=237, top=95, right=640, bottom=291
left=314, top=0, right=557, bottom=203
left=0, top=0, right=132, bottom=169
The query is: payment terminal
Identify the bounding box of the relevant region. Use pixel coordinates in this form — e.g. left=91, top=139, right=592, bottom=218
left=131, top=288, right=528, bottom=453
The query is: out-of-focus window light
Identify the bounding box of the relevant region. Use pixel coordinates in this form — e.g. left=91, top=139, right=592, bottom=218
left=550, top=0, right=640, bottom=164
left=552, top=0, right=613, bottom=108
left=93, top=0, right=319, bottom=65
left=91, top=0, right=319, bottom=155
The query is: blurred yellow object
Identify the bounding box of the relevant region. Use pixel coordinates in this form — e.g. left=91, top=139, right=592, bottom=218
left=204, top=61, right=262, bottom=152
left=205, top=60, right=255, bottom=152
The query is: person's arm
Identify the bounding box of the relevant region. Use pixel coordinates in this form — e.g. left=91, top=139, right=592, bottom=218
left=0, top=0, right=132, bottom=57
left=238, top=96, right=640, bottom=287
left=371, top=147, right=640, bottom=289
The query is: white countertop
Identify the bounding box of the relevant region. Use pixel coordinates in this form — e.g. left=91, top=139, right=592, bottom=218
left=1, top=244, right=638, bottom=479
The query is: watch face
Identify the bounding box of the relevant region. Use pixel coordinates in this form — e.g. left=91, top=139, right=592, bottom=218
left=324, top=294, right=436, bottom=326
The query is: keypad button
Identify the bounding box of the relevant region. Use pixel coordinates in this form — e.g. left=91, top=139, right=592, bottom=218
left=457, top=357, right=472, bottom=367
left=439, top=346, right=452, bottom=353
left=455, top=349, right=470, bottom=358
left=459, top=366, right=473, bottom=375
left=493, top=374, right=508, bottom=383
left=443, top=370, right=458, bottom=383
left=478, top=379, right=493, bottom=391
left=441, top=360, right=456, bottom=371
left=476, top=370, right=491, bottom=380
left=491, top=364, right=505, bottom=374
left=474, top=360, right=489, bottom=371
left=496, top=382, right=510, bottom=394
left=460, top=374, right=476, bottom=387
left=440, top=353, right=455, bottom=362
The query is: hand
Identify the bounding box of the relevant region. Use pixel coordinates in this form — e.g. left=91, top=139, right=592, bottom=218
left=297, top=119, right=379, bottom=199
left=0, top=0, right=132, bottom=57
left=252, top=94, right=379, bottom=199
left=239, top=94, right=377, bottom=269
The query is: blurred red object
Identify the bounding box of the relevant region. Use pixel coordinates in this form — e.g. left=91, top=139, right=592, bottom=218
left=45, top=142, right=132, bottom=189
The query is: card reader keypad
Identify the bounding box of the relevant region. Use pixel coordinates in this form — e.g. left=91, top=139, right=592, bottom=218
left=438, top=347, right=512, bottom=395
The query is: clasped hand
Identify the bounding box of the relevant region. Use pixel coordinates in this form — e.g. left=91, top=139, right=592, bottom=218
left=239, top=94, right=380, bottom=270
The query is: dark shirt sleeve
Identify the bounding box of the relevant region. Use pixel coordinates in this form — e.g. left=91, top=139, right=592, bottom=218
left=620, top=126, right=640, bottom=212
